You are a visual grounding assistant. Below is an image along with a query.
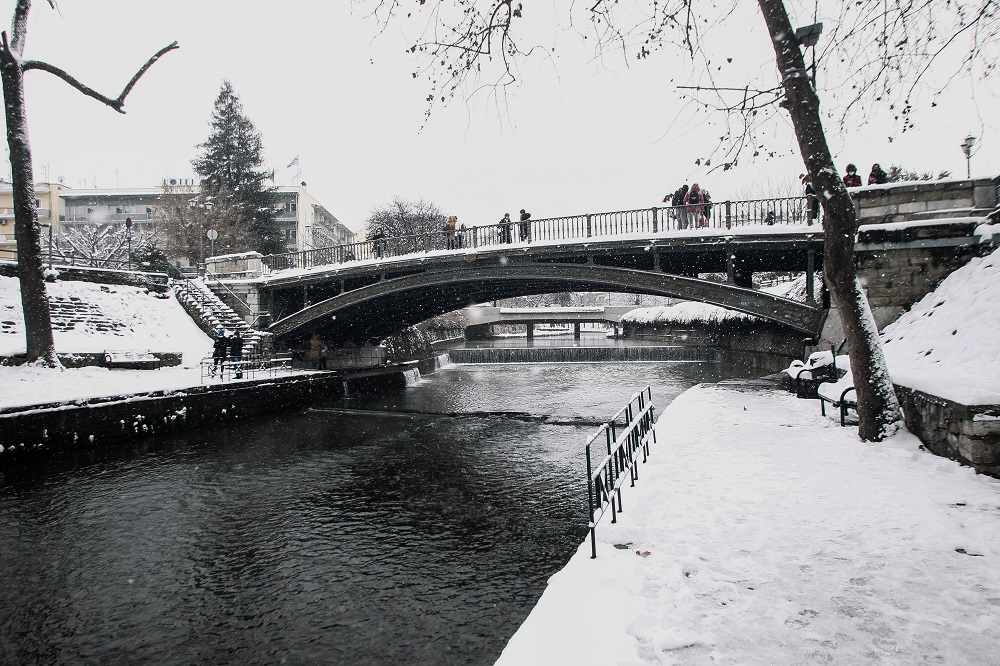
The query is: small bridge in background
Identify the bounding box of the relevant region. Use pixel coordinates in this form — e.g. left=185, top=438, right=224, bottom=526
left=460, top=306, right=638, bottom=339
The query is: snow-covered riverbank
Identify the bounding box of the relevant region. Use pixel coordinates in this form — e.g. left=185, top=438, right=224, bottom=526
left=496, top=383, right=1000, bottom=665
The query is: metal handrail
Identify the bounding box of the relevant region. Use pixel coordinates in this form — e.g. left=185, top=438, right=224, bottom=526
left=203, top=271, right=255, bottom=316
left=260, top=197, right=814, bottom=273
left=585, top=385, right=657, bottom=559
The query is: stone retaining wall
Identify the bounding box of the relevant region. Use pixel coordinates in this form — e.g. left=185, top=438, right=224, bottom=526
left=0, top=370, right=407, bottom=461
left=623, top=319, right=805, bottom=374
left=851, top=176, right=999, bottom=225
left=894, top=385, right=1000, bottom=476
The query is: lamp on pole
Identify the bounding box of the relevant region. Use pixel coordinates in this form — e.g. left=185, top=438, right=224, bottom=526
left=794, top=22, right=824, bottom=87
left=961, top=135, right=976, bottom=178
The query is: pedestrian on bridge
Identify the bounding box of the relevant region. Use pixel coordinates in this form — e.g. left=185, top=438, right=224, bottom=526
left=868, top=163, right=888, bottom=185
left=498, top=213, right=513, bottom=244
left=684, top=183, right=707, bottom=228
left=445, top=215, right=458, bottom=250
left=843, top=163, right=862, bottom=188
left=666, top=184, right=689, bottom=229
left=519, top=209, right=532, bottom=242
left=802, top=174, right=820, bottom=225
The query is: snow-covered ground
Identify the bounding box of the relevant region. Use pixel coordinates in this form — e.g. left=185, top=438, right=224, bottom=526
left=880, top=249, right=1000, bottom=405
left=0, top=275, right=218, bottom=408
left=496, top=384, right=1000, bottom=665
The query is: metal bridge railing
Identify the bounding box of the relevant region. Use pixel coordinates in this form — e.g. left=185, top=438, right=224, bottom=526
left=585, top=385, right=657, bottom=559
left=260, top=197, right=815, bottom=273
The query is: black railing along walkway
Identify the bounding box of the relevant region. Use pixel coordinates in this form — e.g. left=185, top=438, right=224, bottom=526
left=262, top=197, right=816, bottom=272
left=585, top=386, right=657, bottom=559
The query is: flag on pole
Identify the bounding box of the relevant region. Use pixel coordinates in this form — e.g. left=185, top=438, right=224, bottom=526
left=286, top=155, right=299, bottom=169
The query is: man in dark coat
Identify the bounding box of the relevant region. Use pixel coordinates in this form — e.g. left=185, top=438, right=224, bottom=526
left=518, top=209, right=531, bottom=242
left=211, top=332, right=228, bottom=377
left=229, top=330, right=244, bottom=379
left=868, top=163, right=888, bottom=185
left=666, top=184, right=689, bottom=229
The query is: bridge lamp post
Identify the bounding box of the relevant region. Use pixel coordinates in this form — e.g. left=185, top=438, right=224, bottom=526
left=794, top=22, right=824, bottom=88
left=961, top=135, right=976, bottom=178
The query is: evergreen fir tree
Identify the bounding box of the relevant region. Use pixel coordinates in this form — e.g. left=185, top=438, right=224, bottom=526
left=192, top=81, right=283, bottom=255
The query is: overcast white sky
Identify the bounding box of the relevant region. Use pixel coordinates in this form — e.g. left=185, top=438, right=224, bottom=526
left=4, top=0, right=996, bottom=232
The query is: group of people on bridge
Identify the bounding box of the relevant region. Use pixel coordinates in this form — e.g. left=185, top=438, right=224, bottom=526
left=664, top=184, right=712, bottom=229
left=496, top=209, right=532, bottom=244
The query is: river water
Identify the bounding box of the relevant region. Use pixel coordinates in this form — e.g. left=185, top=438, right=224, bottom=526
left=0, top=335, right=756, bottom=665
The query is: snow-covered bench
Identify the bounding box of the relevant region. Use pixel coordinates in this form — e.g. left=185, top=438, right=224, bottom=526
left=103, top=350, right=160, bottom=369
left=818, top=375, right=857, bottom=426
left=786, top=349, right=843, bottom=398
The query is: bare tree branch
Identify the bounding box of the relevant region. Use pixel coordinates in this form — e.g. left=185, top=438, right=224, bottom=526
left=23, top=41, right=179, bottom=113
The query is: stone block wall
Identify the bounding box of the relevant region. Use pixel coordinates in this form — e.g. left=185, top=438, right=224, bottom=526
left=623, top=319, right=807, bottom=373
left=856, top=243, right=985, bottom=314
left=894, top=385, right=1000, bottom=476
left=205, top=252, right=263, bottom=278
left=851, top=176, right=999, bottom=225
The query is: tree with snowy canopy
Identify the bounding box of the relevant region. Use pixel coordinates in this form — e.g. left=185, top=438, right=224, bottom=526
left=192, top=80, right=283, bottom=257
left=0, top=0, right=176, bottom=365
left=369, top=0, right=1000, bottom=441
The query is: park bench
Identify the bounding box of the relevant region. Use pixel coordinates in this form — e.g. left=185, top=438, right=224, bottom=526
left=791, top=349, right=840, bottom=398
left=103, top=350, right=160, bottom=370
left=817, top=380, right=858, bottom=426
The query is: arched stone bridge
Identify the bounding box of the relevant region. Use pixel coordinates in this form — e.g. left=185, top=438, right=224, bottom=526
left=205, top=177, right=997, bottom=347
left=222, top=229, right=828, bottom=345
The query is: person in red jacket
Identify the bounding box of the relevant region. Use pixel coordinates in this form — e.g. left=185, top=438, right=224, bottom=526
left=684, top=183, right=707, bottom=228
left=843, top=163, right=862, bottom=187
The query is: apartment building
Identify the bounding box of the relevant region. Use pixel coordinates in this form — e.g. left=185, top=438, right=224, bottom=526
left=0, top=181, right=66, bottom=262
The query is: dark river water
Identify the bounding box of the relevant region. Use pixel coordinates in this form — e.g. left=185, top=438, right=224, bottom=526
left=0, top=337, right=756, bottom=665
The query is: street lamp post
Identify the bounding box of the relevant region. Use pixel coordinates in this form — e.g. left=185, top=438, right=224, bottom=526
left=794, top=22, right=824, bottom=87
left=961, top=135, right=976, bottom=178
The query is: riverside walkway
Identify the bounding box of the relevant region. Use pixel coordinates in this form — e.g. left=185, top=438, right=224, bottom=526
left=495, top=383, right=1000, bottom=665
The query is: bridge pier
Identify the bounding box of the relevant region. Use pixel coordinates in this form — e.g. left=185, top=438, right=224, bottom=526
left=574, top=323, right=581, bottom=340
left=526, top=322, right=534, bottom=341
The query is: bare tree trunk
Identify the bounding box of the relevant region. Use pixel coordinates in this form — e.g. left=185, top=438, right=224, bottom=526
left=0, top=34, right=57, bottom=365
left=757, top=0, right=902, bottom=440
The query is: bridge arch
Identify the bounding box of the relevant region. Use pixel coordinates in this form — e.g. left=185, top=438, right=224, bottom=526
left=267, top=263, right=823, bottom=343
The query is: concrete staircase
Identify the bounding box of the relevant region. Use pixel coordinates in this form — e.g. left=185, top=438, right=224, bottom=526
left=172, top=278, right=269, bottom=361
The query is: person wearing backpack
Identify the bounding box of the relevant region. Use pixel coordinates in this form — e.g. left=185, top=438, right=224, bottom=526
left=665, top=184, right=689, bottom=229
left=683, top=183, right=706, bottom=228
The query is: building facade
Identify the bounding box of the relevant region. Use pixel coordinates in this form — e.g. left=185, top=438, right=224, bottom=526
left=1, top=180, right=354, bottom=263
left=0, top=181, right=66, bottom=262
left=274, top=185, right=355, bottom=253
